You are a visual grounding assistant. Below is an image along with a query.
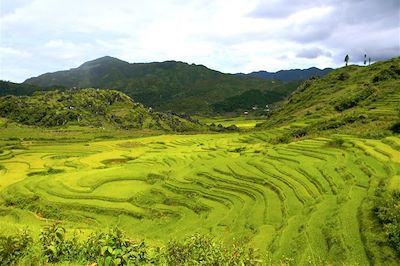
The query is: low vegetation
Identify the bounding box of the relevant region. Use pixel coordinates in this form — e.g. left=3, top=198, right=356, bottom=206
left=374, top=181, right=400, bottom=254
left=0, top=224, right=258, bottom=265
left=0, top=88, right=204, bottom=131
left=260, top=57, right=400, bottom=137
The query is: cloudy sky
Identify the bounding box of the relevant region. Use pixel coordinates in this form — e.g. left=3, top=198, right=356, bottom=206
left=0, top=0, right=399, bottom=82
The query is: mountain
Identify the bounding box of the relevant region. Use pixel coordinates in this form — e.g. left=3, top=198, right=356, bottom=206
left=0, top=80, right=67, bottom=96
left=211, top=81, right=302, bottom=113
left=23, top=56, right=300, bottom=114
left=258, top=57, right=400, bottom=137
left=238, top=67, right=333, bottom=81
left=0, top=88, right=204, bottom=132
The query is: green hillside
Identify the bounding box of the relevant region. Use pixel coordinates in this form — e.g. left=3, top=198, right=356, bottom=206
left=212, top=81, right=302, bottom=113
left=0, top=88, right=204, bottom=132
left=260, top=57, right=400, bottom=137
left=24, top=56, right=299, bottom=113
left=0, top=80, right=67, bottom=96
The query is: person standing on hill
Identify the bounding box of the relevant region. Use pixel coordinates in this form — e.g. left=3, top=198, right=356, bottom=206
left=344, top=54, right=349, bottom=66
left=364, top=54, right=367, bottom=65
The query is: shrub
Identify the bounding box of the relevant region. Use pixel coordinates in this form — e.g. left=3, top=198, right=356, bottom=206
left=390, top=122, right=400, bottom=133
left=0, top=226, right=261, bottom=265
left=165, top=234, right=259, bottom=266
left=272, top=133, right=292, bottom=144
left=84, top=228, right=158, bottom=265
left=374, top=183, right=400, bottom=254
left=0, top=229, right=33, bottom=265
left=39, top=223, right=67, bottom=262
left=292, top=128, right=307, bottom=138
left=326, top=138, right=345, bottom=148
left=337, top=72, right=350, bottom=81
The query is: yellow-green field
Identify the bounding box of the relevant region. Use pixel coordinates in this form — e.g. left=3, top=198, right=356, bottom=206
left=197, top=116, right=262, bottom=129
left=0, top=126, right=399, bottom=264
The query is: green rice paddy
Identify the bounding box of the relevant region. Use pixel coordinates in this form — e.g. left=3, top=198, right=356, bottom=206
left=0, top=125, right=399, bottom=264
left=197, top=116, right=262, bottom=129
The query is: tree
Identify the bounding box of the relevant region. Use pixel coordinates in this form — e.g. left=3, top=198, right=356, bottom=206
left=344, top=54, right=349, bottom=66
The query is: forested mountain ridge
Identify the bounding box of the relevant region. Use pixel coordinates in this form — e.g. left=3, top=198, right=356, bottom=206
left=23, top=56, right=300, bottom=113
left=238, top=67, right=333, bottom=81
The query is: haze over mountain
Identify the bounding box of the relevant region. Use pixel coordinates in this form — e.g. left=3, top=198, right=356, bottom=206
left=22, top=56, right=306, bottom=113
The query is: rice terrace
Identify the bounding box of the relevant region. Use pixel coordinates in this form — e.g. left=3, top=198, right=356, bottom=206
left=0, top=56, right=399, bottom=265
left=1, top=1, right=400, bottom=264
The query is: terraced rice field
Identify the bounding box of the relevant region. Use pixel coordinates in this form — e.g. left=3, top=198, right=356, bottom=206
left=0, top=131, right=399, bottom=264
left=197, top=116, right=262, bottom=129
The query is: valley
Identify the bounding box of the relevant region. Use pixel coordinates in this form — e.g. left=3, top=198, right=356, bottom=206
left=0, top=58, right=399, bottom=265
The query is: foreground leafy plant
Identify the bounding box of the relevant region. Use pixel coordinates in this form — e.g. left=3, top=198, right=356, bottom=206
left=85, top=228, right=158, bottom=266
left=165, top=234, right=260, bottom=265
left=0, top=229, right=32, bottom=266
left=0, top=224, right=262, bottom=265
left=39, top=222, right=67, bottom=262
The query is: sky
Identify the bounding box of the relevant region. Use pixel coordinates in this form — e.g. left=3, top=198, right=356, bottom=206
left=0, top=0, right=399, bottom=82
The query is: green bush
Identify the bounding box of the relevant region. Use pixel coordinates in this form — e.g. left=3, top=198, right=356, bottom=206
left=390, top=122, right=400, bottom=133
left=85, top=228, right=158, bottom=266
left=0, top=229, right=33, bottom=265
left=40, top=223, right=68, bottom=262
left=0, top=224, right=262, bottom=265
left=165, top=234, right=259, bottom=266
left=326, top=138, right=345, bottom=148
left=374, top=183, right=400, bottom=254
left=337, top=72, right=350, bottom=81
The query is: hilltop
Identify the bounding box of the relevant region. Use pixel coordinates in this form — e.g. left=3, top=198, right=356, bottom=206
left=260, top=57, right=400, bottom=137
left=22, top=56, right=300, bottom=113
left=0, top=88, right=204, bottom=131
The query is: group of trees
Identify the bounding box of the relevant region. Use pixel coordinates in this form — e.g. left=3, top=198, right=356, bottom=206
left=344, top=54, right=371, bottom=66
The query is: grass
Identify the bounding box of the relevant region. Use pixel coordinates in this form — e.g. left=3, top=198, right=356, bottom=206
left=0, top=122, right=399, bottom=265
left=260, top=57, right=400, bottom=138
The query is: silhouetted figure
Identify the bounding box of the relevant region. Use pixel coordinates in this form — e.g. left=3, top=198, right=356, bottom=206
left=364, top=54, right=367, bottom=65
left=344, top=54, right=349, bottom=66
left=369, top=57, right=371, bottom=65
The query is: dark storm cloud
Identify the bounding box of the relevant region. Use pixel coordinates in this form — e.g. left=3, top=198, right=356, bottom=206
left=249, top=0, right=400, bottom=62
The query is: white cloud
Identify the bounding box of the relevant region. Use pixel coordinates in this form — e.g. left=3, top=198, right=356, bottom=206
left=0, top=46, right=30, bottom=58
left=0, top=0, right=399, bottom=82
